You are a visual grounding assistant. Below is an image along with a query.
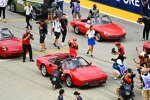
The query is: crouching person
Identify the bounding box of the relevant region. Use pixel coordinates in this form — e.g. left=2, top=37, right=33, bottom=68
left=50, top=66, right=63, bottom=90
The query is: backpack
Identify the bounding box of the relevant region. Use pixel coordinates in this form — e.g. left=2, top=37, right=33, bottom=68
left=73, top=2, right=80, bottom=12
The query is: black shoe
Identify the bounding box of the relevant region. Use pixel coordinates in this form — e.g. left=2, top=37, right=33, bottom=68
left=23, top=60, right=25, bottom=62
left=57, top=46, right=60, bottom=50
left=87, top=51, right=89, bottom=54
left=30, top=59, right=34, bottom=62
left=53, top=43, right=57, bottom=47
left=91, top=55, right=93, bottom=57
left=117, top=98, right=121, bottom=100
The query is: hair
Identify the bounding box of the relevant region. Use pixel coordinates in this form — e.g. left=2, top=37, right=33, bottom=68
left=89, top=25, right=93, bottom=29
left=140, top=62, right=148, bottom=68
left=56, top=5, right=59, bottom=9
left=74, top=91, right=80, bottom=95
left=59, top=89, right=65, bottom=95
left=63, top=13, right=66, bottom=16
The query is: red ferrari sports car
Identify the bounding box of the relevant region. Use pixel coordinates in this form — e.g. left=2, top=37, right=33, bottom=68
left=70, top=15, right=126, bottom=41
left=0, top=28, right=23, bottom=57
left=36, top=53, right=108, bottom=87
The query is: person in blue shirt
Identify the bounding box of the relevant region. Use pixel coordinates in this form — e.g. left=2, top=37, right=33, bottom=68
left=74, top=91, right=82, bottom=100
left=57, top=89, right=65, bottom=100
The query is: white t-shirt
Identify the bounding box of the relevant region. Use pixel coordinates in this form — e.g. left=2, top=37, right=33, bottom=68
left=52, top=21, right=61, bottom=32
left=0, top=0, right=8, bottom=7
left=86, top=30, right=95, bottom=39
left=24, top=6, right=33, bottom=15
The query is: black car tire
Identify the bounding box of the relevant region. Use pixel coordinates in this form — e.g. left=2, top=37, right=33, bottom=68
left=41, top=64, right=48, bottom=77
left=95, top=32, right=103, bottom=42
left=66, top=75, right=73, bottom=87
left=10, top=3, right=16, bottom=12
left=32, top=8, right=37, bottom=20
left=74, top=25, right=80, bottom=35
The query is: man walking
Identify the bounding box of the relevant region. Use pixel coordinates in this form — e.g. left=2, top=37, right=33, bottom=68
left=141, top=0, right=149, bottom=16
left=54, top=5, right=63, bottom=20
left=41, top=0, right=49, bottom=23
left=73, top=0, right=81, bottom=20
left=0, top=0, right=8, bottom=22
left=39, top=19, right=47, bottom=52
left=56, top=0, right=64, bottom=11
left=22, top=29, right=34, bottom=62
left=60, top=13, right=69, bottom=46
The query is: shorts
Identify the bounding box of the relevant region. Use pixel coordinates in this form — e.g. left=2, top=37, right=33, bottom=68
left=88, top=37, right=95, bottom=46
left=42, top=13, right=48, bottom=20
left=142, top=89, right=150, bottom=98
left=73, top=12, right=81, bottom=18
left=54, top=32, right=60, bottom=39
left=40, top=35, right=46, bottom=43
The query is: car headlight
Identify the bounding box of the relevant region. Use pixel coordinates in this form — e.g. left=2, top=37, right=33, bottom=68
left=104, top=31, right=107, bottom=35
left=2, top=46, right=7, bottom=51
left=122, top=29, right=126, bottom=33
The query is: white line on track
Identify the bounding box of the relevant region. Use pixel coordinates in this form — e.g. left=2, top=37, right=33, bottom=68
left=65, top=1, right=141, bottom=25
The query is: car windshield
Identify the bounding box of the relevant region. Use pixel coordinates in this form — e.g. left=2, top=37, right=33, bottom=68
left=92, top=15, right=112, bottom=25
left=0, top=30, right=13, bottom=40
left=63, top=57, right=89, bottom=70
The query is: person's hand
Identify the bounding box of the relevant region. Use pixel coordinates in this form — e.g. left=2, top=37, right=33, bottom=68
left=142, top=4, right=145, bottom=6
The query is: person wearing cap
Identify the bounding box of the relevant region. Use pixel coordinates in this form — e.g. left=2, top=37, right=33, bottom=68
left=68, top=37, right=78, bottom=57
left=86, top=25, right=96, bottom=57
left=112, top=59, right=126, bottom=80
left=22, top=29, right=34, bottom=62
left=74, top=91, right=82, bottom=100
left=57, top=89, right=65, bottom=100
left=113, top=42, right=125, bottom=62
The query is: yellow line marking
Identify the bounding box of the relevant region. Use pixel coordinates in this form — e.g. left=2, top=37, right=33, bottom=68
left=65, top=0, right=140, bottom=22
left=0, top=18, right=25, bottom=22
left=33, top=48, right=68, bottom=55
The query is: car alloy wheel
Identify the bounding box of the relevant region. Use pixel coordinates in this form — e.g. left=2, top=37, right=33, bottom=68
left=41, top=65, right=48, bottom=76
left=66, top=75, right=73, bottom=87
left=95, top=32, right=102, bottom=42
left=74, top=26, right=80, bottom=34
left=32, top=9, right=37, bottom=20
left=10, top=3, right=16, bottom=12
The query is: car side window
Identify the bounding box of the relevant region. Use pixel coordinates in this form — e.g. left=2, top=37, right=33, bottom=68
left=48, top=58, right=55, bottom=63
left=54, top=59, right=62, bottom=66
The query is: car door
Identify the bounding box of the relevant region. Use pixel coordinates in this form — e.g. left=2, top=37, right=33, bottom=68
left=16, top=0, right=25, bottom=12
left=46, top=58, right=57, bottom=75
left=78, top=20, right=89, bottom=34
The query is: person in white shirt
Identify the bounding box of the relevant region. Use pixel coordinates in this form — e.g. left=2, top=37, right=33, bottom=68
left=24, top=2, right=33, bottom=29
left=86, top=25, right=96, bottom=57
left=0, top=0, right=8, bottom=22
left=56, top=0, right=64, bottom=11
left=52, top=17, right=63, bottom=49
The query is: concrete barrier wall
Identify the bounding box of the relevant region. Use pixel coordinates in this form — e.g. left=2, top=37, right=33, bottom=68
left=92, top=0, right=150, bottom=16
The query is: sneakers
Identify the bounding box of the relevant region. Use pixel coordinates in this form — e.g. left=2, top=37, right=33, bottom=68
left=61, top=43, right=66, bottom=46
left=113, top=77, right=117, bottom=80
left=23, top=60, right=25, bottom=62
left=57, top=46, right=60, bottom=50
left=87, top=51, right=89, bottom=55
left=3, top=19, right=6, bottom=22
left=30, top=59, right=34, bottom=62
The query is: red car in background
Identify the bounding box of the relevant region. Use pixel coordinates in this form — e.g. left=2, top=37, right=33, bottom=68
left=36, top=53, right=108, bottom=87
left=70, top=15, right=126, bottom=42
left=0, top=28, right=23, bottom=57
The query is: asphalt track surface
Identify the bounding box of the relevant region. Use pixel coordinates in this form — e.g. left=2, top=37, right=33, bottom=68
left=0, top=2, right=145, bottom=100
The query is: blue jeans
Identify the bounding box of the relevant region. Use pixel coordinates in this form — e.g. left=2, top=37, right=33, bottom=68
left=57, top=1, right=64, bottom=11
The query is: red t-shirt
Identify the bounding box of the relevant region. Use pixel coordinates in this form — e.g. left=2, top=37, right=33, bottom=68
left=22, top=32, right=30, bottom=45
left=118, top=45, right=125, bottom=56
left=68, top=42, right=78, bottom=57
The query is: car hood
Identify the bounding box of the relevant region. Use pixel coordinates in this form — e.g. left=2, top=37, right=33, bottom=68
left=0, top=38, right=22, bottom=51
left=71, top=66, right=107, bottom=81
left=100, top=23, right=125, bottom=35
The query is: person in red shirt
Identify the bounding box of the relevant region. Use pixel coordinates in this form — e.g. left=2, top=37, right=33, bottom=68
left=113, top=42, right=125, bottom=62
left=22, top=29, right=34, bottom=62
left=68, top=38, right=78, bottom=57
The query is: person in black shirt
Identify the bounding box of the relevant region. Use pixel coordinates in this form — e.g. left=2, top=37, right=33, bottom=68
left=41, top=0, right=49, bottom=23
left=57, top=89, right=65, bottom=100
left=137, top=14, right=150, bottom=41
left=39, top=19, right=47, bottom=52
left=141, top=0, right=149, bottom=16
left=60, top=13, right=69, bottom=46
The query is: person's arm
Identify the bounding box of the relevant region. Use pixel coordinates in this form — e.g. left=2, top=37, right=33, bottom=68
left=88, top=9, right=92, bottom=17
left=85, top=30, right=89, bottom=38
left=23, top=34, right=30, bottom=41
left=144, top=0, right=148, bottom=4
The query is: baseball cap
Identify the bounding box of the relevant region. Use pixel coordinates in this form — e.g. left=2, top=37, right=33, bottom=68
left=115, top=42, right=120, bottom=45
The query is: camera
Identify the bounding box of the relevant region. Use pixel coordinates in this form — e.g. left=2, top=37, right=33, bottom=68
left=36, top=21, right=40, bottom=24
left=30, top=34, right=33, bottom=38
left=111, top=48, right=116, bottom=54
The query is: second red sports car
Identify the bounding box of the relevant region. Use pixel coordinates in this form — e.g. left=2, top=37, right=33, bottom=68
left=0, top=28, right=23, bottom=57
left=70, top=15, right=126, bottom=42
left=36, top=53, right=108, bottom=87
